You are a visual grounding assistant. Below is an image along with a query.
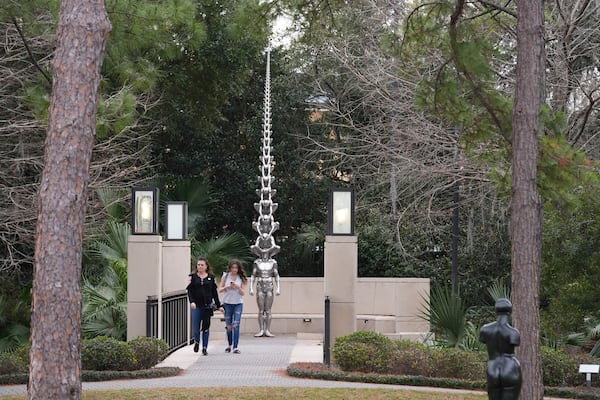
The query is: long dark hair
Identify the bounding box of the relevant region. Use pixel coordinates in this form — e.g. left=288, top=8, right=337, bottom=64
left=227, top=259, right=247, bottom=284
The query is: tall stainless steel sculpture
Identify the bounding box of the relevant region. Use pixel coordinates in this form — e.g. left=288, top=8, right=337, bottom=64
left=249, top=50, right=281, bottom=337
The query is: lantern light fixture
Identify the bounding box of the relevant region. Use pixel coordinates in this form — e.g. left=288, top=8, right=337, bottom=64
left=131, top=187, right=159, bottom=235
left=327, top=188, right=355, bottom=235
left=165, top=201, right=188, bottom=240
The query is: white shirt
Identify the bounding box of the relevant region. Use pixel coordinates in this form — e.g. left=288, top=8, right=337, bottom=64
left=222, top=273, right=244, bottom=304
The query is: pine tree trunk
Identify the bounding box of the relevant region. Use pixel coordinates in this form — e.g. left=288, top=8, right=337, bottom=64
left=28, top=1, right=111, bottom=399
left=511, top=0, right=545, bottom=399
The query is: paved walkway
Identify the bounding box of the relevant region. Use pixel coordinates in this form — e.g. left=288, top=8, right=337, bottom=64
left=0, top=334, right=486, bottom=397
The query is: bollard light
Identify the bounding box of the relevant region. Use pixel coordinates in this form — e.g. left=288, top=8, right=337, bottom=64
left=327, top=188, right=355, bottom=235
left=131, top=187, right=159, bottom=235
left=165, top=201, right=188, bottom=240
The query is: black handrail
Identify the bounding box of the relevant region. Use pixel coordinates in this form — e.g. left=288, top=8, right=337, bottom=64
left=146, top=290, right=188, bottom=354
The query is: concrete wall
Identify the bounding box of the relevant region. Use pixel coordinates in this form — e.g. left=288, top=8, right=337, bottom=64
left=127, top=236, right=430, bottom=341
left=212, top=276, right=430, bottom=340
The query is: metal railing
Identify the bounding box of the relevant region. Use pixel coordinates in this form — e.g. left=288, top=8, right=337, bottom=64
left=146, top=290, right=189, bottom=354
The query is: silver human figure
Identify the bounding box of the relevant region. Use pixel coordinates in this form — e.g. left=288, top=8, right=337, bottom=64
left=249, top=49, right=281, bottom=337
left=249, top=258, right=280, bottom=337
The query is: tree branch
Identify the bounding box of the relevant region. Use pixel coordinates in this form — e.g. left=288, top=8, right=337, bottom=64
left=12, top=17, right=52, bottom=86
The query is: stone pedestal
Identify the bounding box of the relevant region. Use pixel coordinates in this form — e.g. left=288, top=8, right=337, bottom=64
left=324, top=235, right=357, bottom=355
left=127, top=235, right=162, bottom=341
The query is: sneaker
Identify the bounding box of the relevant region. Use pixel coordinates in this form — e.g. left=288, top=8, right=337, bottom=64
left=225, top=347, right=231, bottom=353
left=202, top=348, right=208, bottom=356
left=233, top=348, right=241, bottom=354
left=193, top=342, right=199, bottom=353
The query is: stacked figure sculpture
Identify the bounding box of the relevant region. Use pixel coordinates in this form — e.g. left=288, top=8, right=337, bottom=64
left=249, top=50, right=281, bottom=337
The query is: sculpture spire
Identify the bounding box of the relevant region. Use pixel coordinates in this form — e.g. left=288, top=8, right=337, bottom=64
left=248, top=49, right=281, bottom=337
left=250, top=49, right=280, bottom=259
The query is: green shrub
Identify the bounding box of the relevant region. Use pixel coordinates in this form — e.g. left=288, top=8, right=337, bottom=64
left=466, top=305, right=496, bottom=328
left=429, top=347, right=486, bottom=381
left=332, top=331, right=395, bottom=373
left=128, top=336, right=169, bottom=369
left=13, top=344, right=29, bottom=366
left=541, top=347, right=600, bottom=387
left=3, top=337, right=169, bottom=374
left=390, top=340, right=596, bottom=387
left=569, top=353, right=600, bottom=387
left=82, top=336, right=137, bottom=371
left=0, top=351, right=27, bottom=375
left=541, top=346, right=579, bottom=386
left=81, top=366, right=180, bottom=381
left=388, top=340, right=485, bottom=380
left=395, top=338, right=426, bottom=351
left=390, top=342, right=434, bottom=376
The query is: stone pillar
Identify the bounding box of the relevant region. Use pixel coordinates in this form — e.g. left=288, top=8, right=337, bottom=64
left=162, top=240, right=191, bottom=345
left=324, top=235, right=357, bottom=351
left=161, top=240, right=191, bottom=293
left=127, top=235, right=162, bottom=341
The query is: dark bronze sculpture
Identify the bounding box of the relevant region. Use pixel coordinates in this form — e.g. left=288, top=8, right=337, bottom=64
left=479, top=298, right=522, bottom=400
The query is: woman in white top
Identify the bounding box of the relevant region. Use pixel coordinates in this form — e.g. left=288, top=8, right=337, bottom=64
left=219, top=259, right=247, bottom=353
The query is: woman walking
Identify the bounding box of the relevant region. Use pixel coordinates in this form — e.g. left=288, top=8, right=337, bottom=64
left=219, top=259, right=247, bottom=354
left=187, top=257, right=221, bottom=355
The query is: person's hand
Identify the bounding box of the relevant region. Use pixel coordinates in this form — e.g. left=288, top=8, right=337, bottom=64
left=276, top=288, right=281, bottom=296
left=190, top=302, right=196, bottom=309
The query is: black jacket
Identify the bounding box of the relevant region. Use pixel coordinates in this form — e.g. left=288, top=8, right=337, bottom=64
left=186, top=273, right=221, bottom=309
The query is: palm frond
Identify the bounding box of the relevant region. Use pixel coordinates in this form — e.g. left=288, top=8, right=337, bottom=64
left=88, top=221, right=130, bottom=263
left=420, top=284, right=466, bottom=348
left=0, top=324, right=30, bottom=352
left=193, top=233, right=251, bottom=274
left=0, top=290, right=31, bottom=331
left=81, top=264, right=127, bottom=340
left=585, top=317, right=600, bottom=339
left=82, top=312, right=127, bottom=340
left=96, top=187, right=128, bottom=221
left=158, top=177, right=216, bottom=226
left=487, top=279, right=511, bottom=303
left=292, top=224, right=325, bottom=263
left=590, top=340, right=600, bottom=357
left=82, top=283, right=119, bottom=321
left=563, top=332, right=588, bottom=347
left=460, top=321, right=485, bottom=351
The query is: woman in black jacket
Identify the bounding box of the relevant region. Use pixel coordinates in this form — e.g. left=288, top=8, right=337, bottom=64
left=187, top=257, right=222, bottom=354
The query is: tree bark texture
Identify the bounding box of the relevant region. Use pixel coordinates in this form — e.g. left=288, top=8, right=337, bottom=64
left=28, top=1, right=111, bottom=399
left=511, top=0, right=545, bottom=399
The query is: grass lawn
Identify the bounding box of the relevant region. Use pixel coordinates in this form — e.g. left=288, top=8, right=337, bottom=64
left=0, top=387, right=486, bottom=400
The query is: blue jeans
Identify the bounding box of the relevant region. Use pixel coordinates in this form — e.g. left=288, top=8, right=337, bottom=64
left=224, top=303, right=243, bottom=348
left=191, top=307, right=210, bottom=348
